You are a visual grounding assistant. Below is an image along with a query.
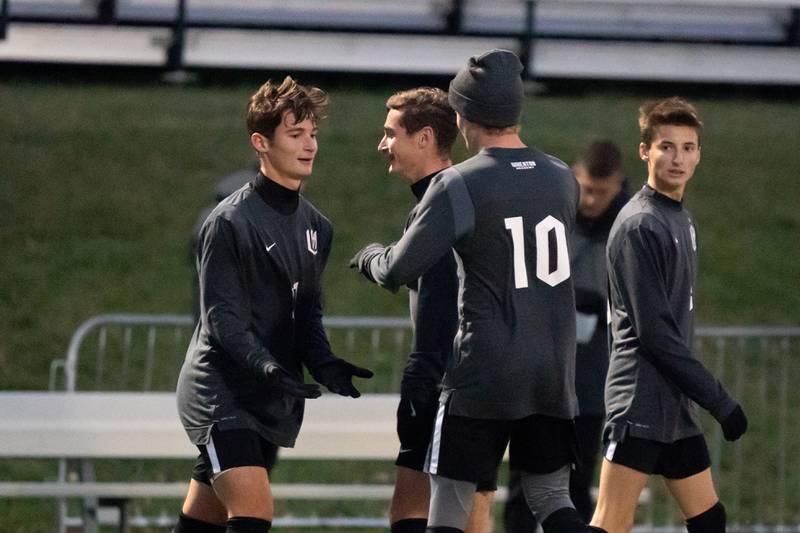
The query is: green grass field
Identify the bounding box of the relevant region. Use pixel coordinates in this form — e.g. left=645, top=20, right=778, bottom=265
left=2, top=78, right=799, bottom=391
left=1, top=73, right=799, bottom=531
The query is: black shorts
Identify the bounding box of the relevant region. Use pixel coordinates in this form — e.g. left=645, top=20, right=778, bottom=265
left=603, top=434, right=710, bottom=479
left=396, top=395, right=497, bottom=491
left=191, top=427, right=279, bottom=485
left=425, top=400, right=576, bottom=486
left=396, top=394, right=439, bottom=471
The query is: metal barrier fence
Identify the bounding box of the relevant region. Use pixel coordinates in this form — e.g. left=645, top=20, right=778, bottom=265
left=51, top=313, right=413, bottom=394
left=49, top=314, right=800, bottom=529
left=651, top=328, right=800, bottom=530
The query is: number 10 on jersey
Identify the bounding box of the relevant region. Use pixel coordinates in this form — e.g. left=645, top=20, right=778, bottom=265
left=504, top=215, right=570, bottom=289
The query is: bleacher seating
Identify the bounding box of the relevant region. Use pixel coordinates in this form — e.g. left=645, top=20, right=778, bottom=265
left=0, top=0, right=798, bottom=84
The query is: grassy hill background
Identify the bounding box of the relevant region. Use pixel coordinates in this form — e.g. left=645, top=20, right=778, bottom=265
left=2, top=77, right=798, bottom=390
left=1, top=72, right=799, bottom=531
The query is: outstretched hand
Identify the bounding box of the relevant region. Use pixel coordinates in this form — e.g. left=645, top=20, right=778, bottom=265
left=264, top=362, right=322, bottom=399
left=349, top=243, right=385, bottom=283
left=720, top=404, right=748, bottom=441
left=313, top=358, right=374, bottom=398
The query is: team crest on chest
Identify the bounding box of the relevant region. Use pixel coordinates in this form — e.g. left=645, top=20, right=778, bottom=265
left=306, top=229, right=318, bottom=255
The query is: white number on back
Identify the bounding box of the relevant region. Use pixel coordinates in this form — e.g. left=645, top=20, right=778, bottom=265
left=504, top=215, right=570, bottom=289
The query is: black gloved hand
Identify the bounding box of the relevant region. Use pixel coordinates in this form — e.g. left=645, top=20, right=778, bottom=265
left=264, top=362, right=322, bottom=399
left=720, top=404, right=748, bottom=441
left=313, top=358, right=374, bottom=398
left=349, top=243, right=385, bottom=283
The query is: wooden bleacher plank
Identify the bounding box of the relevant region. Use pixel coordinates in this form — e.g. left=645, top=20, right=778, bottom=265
left=0, top=391, right=399, bottom=459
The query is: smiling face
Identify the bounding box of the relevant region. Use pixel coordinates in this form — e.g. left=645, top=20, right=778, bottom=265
left=378, top=108, right=425, bottom=183
left=640, top=124, right=701, bottom=201
left=251, top=110, right=318, bottom=190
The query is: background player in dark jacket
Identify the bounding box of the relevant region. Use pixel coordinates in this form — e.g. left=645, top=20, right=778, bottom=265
left=352, top=50, right=591, bottom=533
left=375, top=87, right=494, bottom=533
left=590, top=98, right=747, bottom=533
left=173, top=77, right=372, bottom=533
left=505, top=140, right=629, bottom=531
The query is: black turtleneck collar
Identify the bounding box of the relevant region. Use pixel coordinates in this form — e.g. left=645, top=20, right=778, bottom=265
left=410, top=169, right=445, bottom=201
left=642, top=183, right=683, bottom=211
left=254, top=172, right=300, bottom=215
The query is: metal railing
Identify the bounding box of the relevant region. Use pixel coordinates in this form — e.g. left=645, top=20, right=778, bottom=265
left=49, top=314, right=800, bottom=529
left=52, top=312, right=413, bottom=394
left=614, top=327, right=800, bottom=530
left=48, top=313, right=416, bottom=531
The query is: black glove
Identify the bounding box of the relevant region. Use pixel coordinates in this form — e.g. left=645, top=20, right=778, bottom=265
left=349, top=243, right=385, bottom=283
left=264, top=362, right=321, bottom=399
left=313, top=358, right=374, bottom=398
left=720, top=404, right=747, bottom=441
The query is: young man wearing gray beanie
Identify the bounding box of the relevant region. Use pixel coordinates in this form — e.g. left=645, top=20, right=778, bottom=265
left=352, top=49, right=598, bottom=533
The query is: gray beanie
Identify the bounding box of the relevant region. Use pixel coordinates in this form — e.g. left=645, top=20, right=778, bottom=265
left=448, top=49, right=524, bottom=128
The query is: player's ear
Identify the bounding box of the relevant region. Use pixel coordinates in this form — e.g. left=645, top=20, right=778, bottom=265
left=639, top=142, right=649, bottom=161
left=418, top=126, right=434, bottom=149
left=251, top=132, right=270, bottom=155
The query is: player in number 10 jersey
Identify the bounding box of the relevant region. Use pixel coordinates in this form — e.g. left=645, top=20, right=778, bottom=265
left=352, top=50, right=590, bottom=533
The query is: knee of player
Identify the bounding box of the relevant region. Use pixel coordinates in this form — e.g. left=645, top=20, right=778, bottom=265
left=428, top=475, right=477, bottom=531
left=173, top=512, right=226, bottom=533
left=686, top=501, right=726, bottom=533
left=519, top=466, right=573, bottom=521
left=590, top=503, right=635, bottom=533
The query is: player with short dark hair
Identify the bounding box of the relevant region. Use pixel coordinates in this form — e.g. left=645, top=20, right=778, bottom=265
left=173, top=76, right=372, bottom=533
left=567, top=140, right=629, bottom=519
left=376, top=86, right=494, bottom=533
left=385, top=87, right=459, bottom=157
left=590, top=97, right=747, bottom=533
left=505, top=139, right=629, bottom=532
left=352, top=50, right=591, bottom=533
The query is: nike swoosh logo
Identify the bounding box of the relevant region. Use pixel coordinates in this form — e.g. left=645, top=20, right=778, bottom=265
left=266, top=242, right=277, bottom=252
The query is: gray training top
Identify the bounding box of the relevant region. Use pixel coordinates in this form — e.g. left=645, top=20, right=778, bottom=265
left=401, top=172, right=460, bottom=402
left=604, top=184, right=737, bottom=444
left=365, top=147, right=580, bottom=421
left=177, top=173, right=336, bottom=448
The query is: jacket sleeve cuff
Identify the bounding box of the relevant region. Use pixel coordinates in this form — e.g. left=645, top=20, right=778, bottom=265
left=710, top=394, right=738, bottom=423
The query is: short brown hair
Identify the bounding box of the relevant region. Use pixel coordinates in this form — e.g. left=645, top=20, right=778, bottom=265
left=386, top=87, right=458, bottom=156
left=576, top=139, right=623, bottom=180
left=246, top=76, right=329, bottom=138
left=639, top=97, right=703, bottom=147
